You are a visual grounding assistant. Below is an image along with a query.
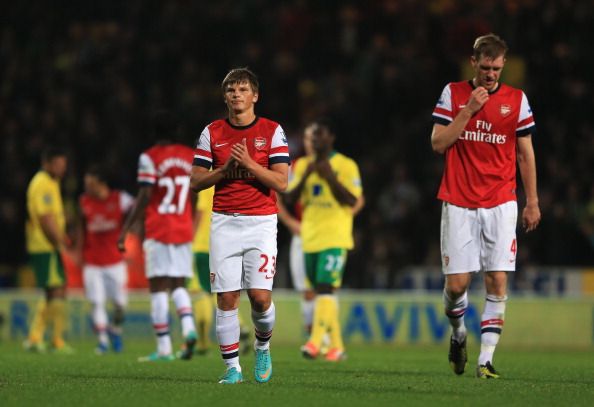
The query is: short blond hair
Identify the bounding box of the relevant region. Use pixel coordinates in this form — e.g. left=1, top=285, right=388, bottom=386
left=473, top=33, right=508, bottom=60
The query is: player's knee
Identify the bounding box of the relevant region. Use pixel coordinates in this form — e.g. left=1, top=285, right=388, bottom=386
left=303, top=290, right=316, bottom=301
left=113, top=306, right=125, bottom=326
left=247, top=290, right=271, bottom=312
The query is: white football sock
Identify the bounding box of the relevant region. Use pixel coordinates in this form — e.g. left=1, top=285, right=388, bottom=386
left=151, top=291, right=171, bottom=355
left=252, top=302, right=275, bottom=351
left=479, top=294, right=507, bottom=365
left=172, top=287, right=196, bottom=337
left=216, top=308, right=241, bottom=370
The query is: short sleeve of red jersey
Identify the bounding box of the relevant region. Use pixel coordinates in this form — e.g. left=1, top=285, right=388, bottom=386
left=432, top=84, right=453, bottom=125
left=119, top=191, right=135, bottom=212
left=193, top=126, right=212, bottom=169
left=269, top=125, right=290, bottom=165
left=137, top=153, right=157, bottom=185
left=516, top=92, right=536, bottom=137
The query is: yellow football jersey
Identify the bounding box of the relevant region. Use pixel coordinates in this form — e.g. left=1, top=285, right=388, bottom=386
left=192, top=186, right=214, bottom=252
left=289, top=152, right=362, bottom=252
left=26, top=171, right=66, bottom=253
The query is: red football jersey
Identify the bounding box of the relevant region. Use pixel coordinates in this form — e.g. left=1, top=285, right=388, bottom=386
left=137, top=144, right=194, bottom=243
left=432, top=81, right=536, bottom=208
left=80, top=190, right=134, bottom=266
left=193, top=117, right=290, bottom=215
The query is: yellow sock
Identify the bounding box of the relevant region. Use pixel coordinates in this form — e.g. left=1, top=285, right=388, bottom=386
left=48, top=299, right=67, bottom=348
left=28, top=299, right=48, bottom=344
left=327, top=295, right=344, bottom=351
left=193, top=293, right=214, bottom=349
left=309, top=295, right=333, bottom=349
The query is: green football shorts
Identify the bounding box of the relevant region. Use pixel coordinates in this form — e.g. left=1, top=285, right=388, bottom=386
left=193, top=252, right=211, bottom=292
left=304, top=248, right=347, bottom=288
left=29, top=251, right=66, bottom=288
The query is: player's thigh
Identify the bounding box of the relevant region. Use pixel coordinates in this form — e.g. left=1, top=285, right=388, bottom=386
left=103, top=262, right=128, bottom=307
left=195, top=252, right=211, bottom=292
left=242, top=215, right=278, bottom=290
left=440, top=202, right=481, bottom=274
left=83, top=264, right=106, bottom=304
left=480, top=201, right=518, bottom=272
left=29, top=251, right=66, bottom=288
left=143, top=239, right=192, bottom=279
left=209, top=214, right=243, bottom=293
left=289, top=235, right=309, bottom=291
left=309, top=248, right=347, bottom=289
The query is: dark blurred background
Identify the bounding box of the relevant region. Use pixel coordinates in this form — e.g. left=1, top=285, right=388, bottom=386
left=1, top=0, right=593, bottom=289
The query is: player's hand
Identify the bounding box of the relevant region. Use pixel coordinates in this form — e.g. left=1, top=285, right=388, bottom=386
left=117, top=234, right=126, bottom=253
left=221, top=156, right=238, bottom=174
left=466, top=86, right=489, bottom=114
left=314, top=159, right=334, bottom=180
left=522, top=203, right=541, bottom=232
left=230, top=138, right=255, bottom=169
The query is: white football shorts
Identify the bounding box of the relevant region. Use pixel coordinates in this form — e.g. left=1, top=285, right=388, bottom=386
left=440, top=200, right=518, bottom=274
left=289, top=235, right=310, bottom=291
left=143, top=239, right=192, bottom=279
left=83, top=261, right=128, bottom=307
left=209, top=212, right=278, bottom=293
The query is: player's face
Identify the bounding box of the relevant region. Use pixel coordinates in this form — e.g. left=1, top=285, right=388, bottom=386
left=84, top=174, right=100, bottom=196
left=471, top=54, right=505, bottom=91
left=48, top=156, right=67, bottom=179
left=224, top=81, right=258, bottom=114
left=308, top=124, right=334, bottom=154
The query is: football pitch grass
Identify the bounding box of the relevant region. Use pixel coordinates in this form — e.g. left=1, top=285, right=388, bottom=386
left=1, top=341, right=593, bottom=407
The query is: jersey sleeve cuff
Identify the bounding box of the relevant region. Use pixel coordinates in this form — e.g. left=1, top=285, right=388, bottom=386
left=193, top=157, right=212, bottom=168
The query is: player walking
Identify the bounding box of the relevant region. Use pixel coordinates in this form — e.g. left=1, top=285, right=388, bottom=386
left=191, top=67, right=289, bottom=384
left=78, top=166, right=134, bottom=354
left=118, top=111, right=197, bottom=362
left=431, top=33, right=540, bottom=378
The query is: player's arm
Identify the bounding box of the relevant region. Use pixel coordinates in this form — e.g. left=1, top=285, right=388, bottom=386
left=117, top=186, right=151, bottom=252
left=191, top=159, right=237, bottom=192
left=276, top=192, right=300, bottom=235
left=517, top=135, right=541, bottom=232
left=230, top=138, right=288, bottom=192
left=431, top=87, right=489, bottom=154
left=352, top=194, right=365, bottom=216
left=283, top=161, right=313, bottom=209
left=39, top=213, right=68, bottom=252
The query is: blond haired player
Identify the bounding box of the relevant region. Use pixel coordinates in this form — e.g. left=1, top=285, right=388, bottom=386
left=431, top=33, right=540, bottom=378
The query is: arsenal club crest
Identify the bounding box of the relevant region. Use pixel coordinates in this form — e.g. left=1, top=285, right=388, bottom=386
left=254, top=137, right=267, bottom=150
left=500, top=104, right=511, bottom=117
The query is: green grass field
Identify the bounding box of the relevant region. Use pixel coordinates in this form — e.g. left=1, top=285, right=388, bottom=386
left=1, top=341, right=593, bottom=407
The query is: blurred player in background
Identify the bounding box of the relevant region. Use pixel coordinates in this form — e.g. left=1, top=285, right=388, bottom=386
left=431, top=33, right=540, bottom=378
left=24, top=146, right=74, bottom=354
left=278, top=128, right=364, bottom=343
left=118, top=110, right=197, bottom=362
left=77, top=165, right=134, bottom=354
left=284, top=119, right=363, bottom=362
left=191, top=67, right=289, bottom=384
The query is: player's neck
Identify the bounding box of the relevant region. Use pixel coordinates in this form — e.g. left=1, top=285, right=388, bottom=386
left=228, top=110, right=256, bottom=127
left=97, top=187, right=110, bottom=200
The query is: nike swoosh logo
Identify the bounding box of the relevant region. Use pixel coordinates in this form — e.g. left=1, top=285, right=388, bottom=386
left=259, top=367, right=272, bottom=379
left=215, top=142, right=228, bottom=147
left=265, top=275, right=274, bottom=280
